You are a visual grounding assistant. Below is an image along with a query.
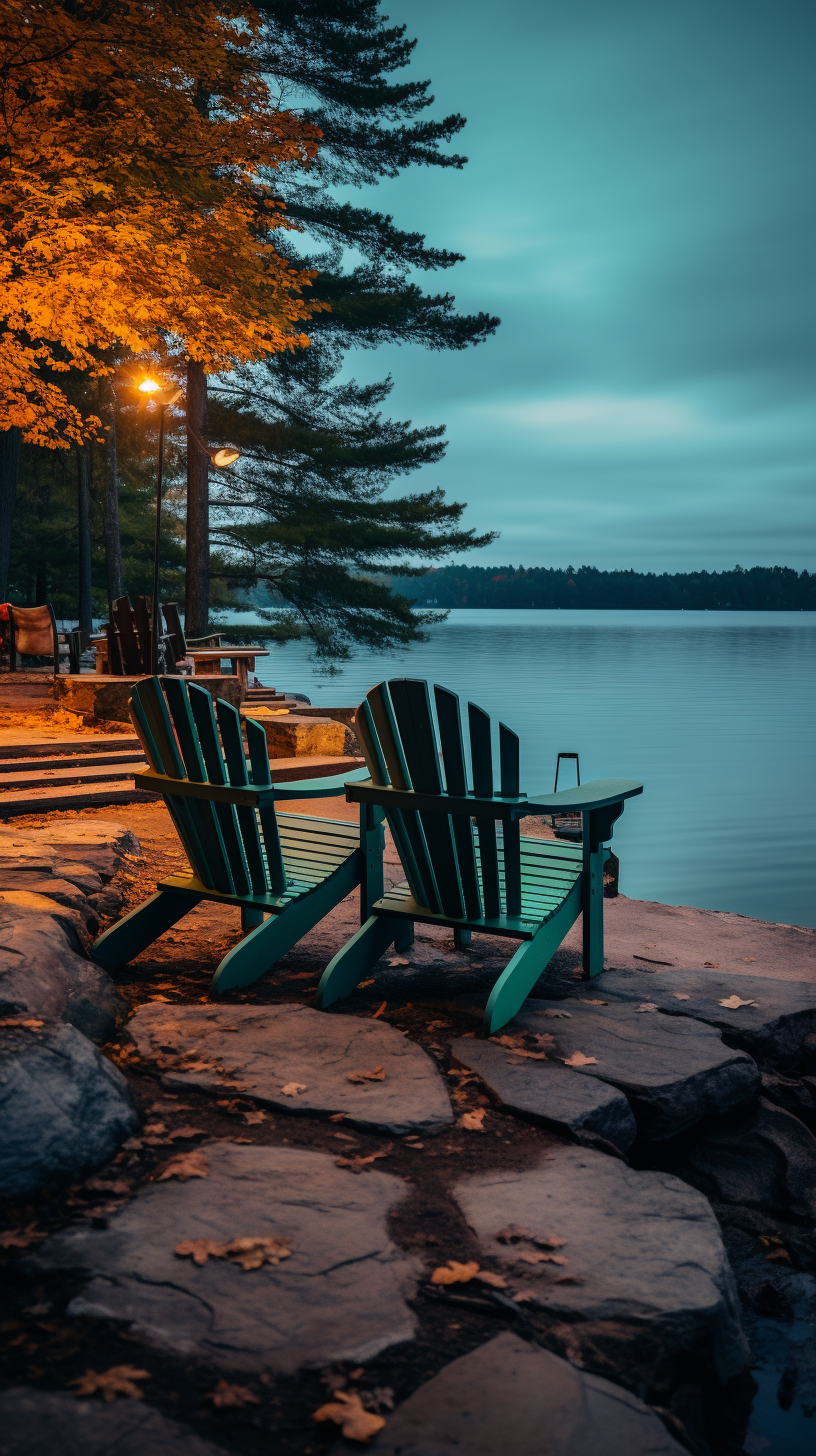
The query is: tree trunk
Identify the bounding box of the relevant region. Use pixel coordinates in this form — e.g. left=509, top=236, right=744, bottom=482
left=185, top=358, right=209, bottom=637
left=97, top=375, right=123, bottom=605
left=0, top=426, right=21, bottom=601
left=77, top=446, right=93, bottom=644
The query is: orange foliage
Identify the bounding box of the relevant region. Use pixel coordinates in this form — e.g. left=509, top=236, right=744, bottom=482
left=0, top=0, right=324, bottom=445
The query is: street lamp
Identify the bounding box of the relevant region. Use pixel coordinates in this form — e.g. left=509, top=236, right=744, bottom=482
left=139, top=376, right=183, bottom=672
left=139, top=377, right=241, bottom=673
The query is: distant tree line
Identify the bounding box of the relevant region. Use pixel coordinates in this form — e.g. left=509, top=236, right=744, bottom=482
left=388, top=564, right=815, bottom=611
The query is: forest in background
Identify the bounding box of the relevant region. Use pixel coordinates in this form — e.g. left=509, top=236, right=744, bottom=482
left=386, top=564, right=815, bottom=611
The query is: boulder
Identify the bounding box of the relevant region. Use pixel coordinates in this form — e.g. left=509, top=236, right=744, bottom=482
left=246, top=711, right=347, bottom=759
left=0, top=1389, right=230, bottom=1456
left=0, top=907, right=126, bottom=1043
left=0, top=873, right=98, bottom=931
left=1, top=820, right=141, bottom=880
left=450, top=1036, right=637, bottom=1152
left=0, top=885, right=95, bottom=937
left=677, top=1098, right=816, bottom=1224
left=0, top=1023, right=137, bottom=1199
left=565, top=967, right=816, bottom=1071
left=453, top=1146, right=750, bottom=1385
left=86, top=885, right=125, bottom=919
left=31, top=1142, right=420, bottom=1373
left=128, top=1002, right=454, bottom=1135
left=363, top=1331, right=686, bottom=1456
left=512, top=999, right=760, bottom=1140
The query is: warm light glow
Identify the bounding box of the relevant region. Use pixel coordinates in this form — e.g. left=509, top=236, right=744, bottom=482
left=138, top=377, right=161, bottom=394
left=211, top=447, right=241, bottom=468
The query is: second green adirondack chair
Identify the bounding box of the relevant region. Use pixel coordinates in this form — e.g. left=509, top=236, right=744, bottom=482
left=317, top=678, right=643, bottom=1035
left=91, top=675, right=390, bottom=993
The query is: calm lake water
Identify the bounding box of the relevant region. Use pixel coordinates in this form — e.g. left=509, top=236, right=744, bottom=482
left=238, top=609, right=815, bottom=928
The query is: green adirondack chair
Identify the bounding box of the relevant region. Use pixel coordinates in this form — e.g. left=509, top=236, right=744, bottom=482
left=316, top=679, right=643, bottom=1035
left=91, top=675, right=386, bottom=994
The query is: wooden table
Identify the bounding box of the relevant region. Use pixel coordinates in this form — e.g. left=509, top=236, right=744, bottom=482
left=186, top=646, right=269, bottom=697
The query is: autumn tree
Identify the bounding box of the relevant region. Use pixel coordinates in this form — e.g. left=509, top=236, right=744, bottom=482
left=0, top=0, right=322, bottom=598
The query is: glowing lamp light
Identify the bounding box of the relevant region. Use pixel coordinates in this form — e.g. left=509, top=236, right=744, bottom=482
left=138, top=377, right=161, bottom=394
left=210, top=447, right=241, bottom=468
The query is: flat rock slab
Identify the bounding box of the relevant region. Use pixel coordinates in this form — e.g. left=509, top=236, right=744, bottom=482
left=31, top=1142, right=420, bottom=1373
left=363, top=1331, right=685, bottom=1456
left=0, top=1023, right=136, bottom=1199
left=128, top=1002, right=454, bottom=1135
left=565, top=967, right=816, bottom=1069
left=0, top=820, right=141, bottom=879
left=0, top=1389, right=229, bottom=1456
left=453, top=1146, right=750, bottom=1385
left=0, top=907, right=126, bottom=1043
left=512, top=998, right=760, bottom=1140
left=450, top=1036, right=637, bottom=1151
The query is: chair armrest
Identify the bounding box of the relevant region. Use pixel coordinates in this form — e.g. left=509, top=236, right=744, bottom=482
left=269, top=766, right=372, bottom=800
left=136, top=767, right=263, bottom=807
left=523, top=779, right=644, bottom=814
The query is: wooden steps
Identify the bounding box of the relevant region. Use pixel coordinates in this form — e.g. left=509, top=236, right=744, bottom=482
left=0, top=733, right=152, bottom=817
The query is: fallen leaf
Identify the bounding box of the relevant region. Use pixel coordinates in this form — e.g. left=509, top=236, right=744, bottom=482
left=563, top=1051, right=597, bottom=1067
left=357, top=978, right=375, bottom=988
left=280, top=1083, right=308, bottom=1096
left=346, top=1065, right=387, bottom=1083
left=372, top=1001, right=387, bottom=1019
left=143, top=1122, right=166, bottom=1135
left=313, top=1390, right=386, bottom=1442
left=335, top=1150, right=391, bottom=1174
left=516, top=1250, right=568, bottom=1265
left=204, top=1380, right=260, bottom=1409
left=766, top=1248, right=792, bottom=1265
left=242, top=1109, right=267, bottom=1125
left=0, top=1017, right=44, bottom=1029
left=431, top=1260, right=480, bottom=1285
left=168, top=1126, right=207, bottom=1141
left=475, top=1269, right=508, bottom=1288
left=636, top=1002, right=659, bottom=1013
left=743, top=958, right=757, bottom=962
left=225, top=1236, right=293, bottom=1270
left=175, top=1239, right=228, bottom=1266
left=495, top=1224, right=534, bottom=1244
left=578, top=998, right=607, bottom=1005
left=387, top=957, right=410, bottom=967
left=156, top=1151, right=210, bottom=1181
left=536, top=1009, right=572, bottom=1019
left=718, top=996, right=758, bottom=1009
left=329, top=1112, right=346, bottom=1122
left=673, top=993, right=691, bottom=1000
left=505, top=1048, right=549, bottom=1060
left=0, top=1224, right=47, bottom=1251
left=83, top=1178, right=130, bottom=1195
left=458, top=1109, right=486, bottom=1131
left=68, top=1365, right=150, bottom=1401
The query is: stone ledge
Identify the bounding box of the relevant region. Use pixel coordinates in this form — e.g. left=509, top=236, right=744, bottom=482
left=53, top=674, right=242, bottom=723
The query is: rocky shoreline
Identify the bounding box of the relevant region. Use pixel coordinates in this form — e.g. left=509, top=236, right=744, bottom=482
left=1, top=802, right=814, bottom=1455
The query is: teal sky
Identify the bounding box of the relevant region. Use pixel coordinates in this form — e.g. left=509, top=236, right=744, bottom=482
left=340, top=0, right=815, bottom=570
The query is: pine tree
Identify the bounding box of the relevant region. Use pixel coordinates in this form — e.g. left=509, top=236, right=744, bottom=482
left=204, top=0, right=500, bottom=651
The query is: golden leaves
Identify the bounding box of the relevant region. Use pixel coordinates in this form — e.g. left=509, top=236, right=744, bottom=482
left=205, top=1380, right=260, bottom=1409
left=313, top=1390, right=386, bottom=1443
left=280, top=1082, right=307, bottom=1097
left=431, top=1261, right=480, bottom=1285
left=0, top=1224, right=47, bottom=1251
left=458, top=1109, right=486, bottom=1131
left=335, top=1147, right=392, bottom=1174
left=68, top=1365, right=150, bottom=1401
left=174, top=1235, right=292, bottom=1270
left=346, top=1065, right=386, bottom=1083
left=719, top=996, right=758, bottom=1009
left=562, top=1051, right=597, bottom=1067
left=156, top=1150, right=210, bottom=1181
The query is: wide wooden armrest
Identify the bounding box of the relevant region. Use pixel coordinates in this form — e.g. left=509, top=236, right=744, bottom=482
left=523, top=779, right=644, bottom=813
left=346, top=776, right=642, bottom=820
left=268, top=766, right=371, bottom=800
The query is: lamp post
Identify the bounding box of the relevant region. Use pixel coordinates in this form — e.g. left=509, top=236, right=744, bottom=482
left=138, top=377, right=241, bottom=674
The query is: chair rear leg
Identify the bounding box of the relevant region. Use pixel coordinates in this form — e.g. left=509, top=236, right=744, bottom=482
left=316, top=915, right=405, bottom=1008
left=92, top=890, right=199, bottom=968
left=483, top=884, right=581, bottom=1035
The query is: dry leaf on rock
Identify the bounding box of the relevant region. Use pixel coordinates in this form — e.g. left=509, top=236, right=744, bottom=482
left=280, top=1083, right=307, bottom=1096
left=204, top=1380, right=260, bottom=1409
left=168, top=1126, right=207, bottom=1141
left=0, top=1017, right=44, bottom=1029
left=516, top=1250, right=567, bottom=1266
left=673, top=993, right=691, bottom=1000
left=346, top=1065, right=387, bottom=1083
left=175, top=1239, right=227, bottom=1266
left=578, top=999, right=607, bottom=1006
left=636, top=1003, right=659, bottom=1013
left=719, top=996, right=758, bottom=1009
left=143, top=1122, right=166, bottom=1135
left=458, top=1109, right=486, bottom=1131
left=766, top=1248, right=792, bottom=1265
left=68, top=1365, right=150, bottom=1401
left=563, top=1051, right=597, bottom=1067
left=0, top=1224, right=47, bottom=1251
left=387, top=957, right=410, bottom=967
left=372, top=1001, right=387, bottom=1019
left=495, top=1224, right=534, bottom=1244
left=357, top=978, right=376, bottom=988
left=313, top=1390, right=386, bottom=1442
left=225, top=1236, right=293, bottom=1270
left=157, top=1150, right=210, bottom=1181
left=243, top=1109, right=267, bottom=1125
left=475, top=1269, right=508, bottom=1288
left=431, top=1260, right=480, bottom=1285
left=335, top=1150, right=391, bottom=1174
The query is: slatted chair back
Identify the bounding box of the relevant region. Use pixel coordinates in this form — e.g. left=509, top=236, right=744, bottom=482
left=162, top=603, right=187, bottom=667
left=355, top=679, right=523, bottom=924
left=129, top=676, right=287, bottom=898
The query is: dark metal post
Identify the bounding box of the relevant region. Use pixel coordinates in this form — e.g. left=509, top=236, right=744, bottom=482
left=151, top=406, right=166, bottom=674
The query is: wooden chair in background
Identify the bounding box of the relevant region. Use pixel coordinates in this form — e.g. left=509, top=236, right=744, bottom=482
left=3, top=603, right=62, bottom=672
left=317, top=678, right=643, bottom=1035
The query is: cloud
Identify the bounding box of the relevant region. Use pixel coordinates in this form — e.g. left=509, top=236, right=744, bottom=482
left=485, top=394, right=699, bottom=443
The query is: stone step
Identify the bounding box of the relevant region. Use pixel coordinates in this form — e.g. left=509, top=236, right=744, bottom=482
left=0, top=778, right=159, bottom=817
left=0, top=736, right=143, bottom=760
left=0, top=749, right=144, bottom=774
left=0, top=760, right=147, bottom=791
